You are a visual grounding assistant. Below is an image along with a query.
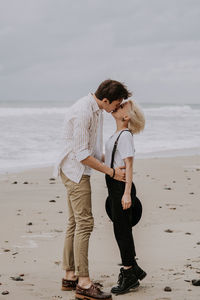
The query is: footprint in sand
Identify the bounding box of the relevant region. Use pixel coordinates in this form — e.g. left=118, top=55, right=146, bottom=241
left=154, top=298, right=171, bottom=300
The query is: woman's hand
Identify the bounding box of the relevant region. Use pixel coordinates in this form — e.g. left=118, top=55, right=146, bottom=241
left=121, top=193, right=132, bottom=210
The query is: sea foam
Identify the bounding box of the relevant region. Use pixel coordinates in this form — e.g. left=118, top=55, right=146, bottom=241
left=0, top=103, right=200, bottom=173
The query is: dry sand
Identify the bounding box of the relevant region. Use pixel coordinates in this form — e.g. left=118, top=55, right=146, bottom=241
left=0, top=155, right=200, bottom=300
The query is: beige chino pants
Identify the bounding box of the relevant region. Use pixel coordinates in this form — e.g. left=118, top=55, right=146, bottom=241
left=60, top=170, right=94, bottom=277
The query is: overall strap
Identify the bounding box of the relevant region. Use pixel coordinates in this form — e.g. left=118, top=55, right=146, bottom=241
left=110, top=129, right=132, bottom=168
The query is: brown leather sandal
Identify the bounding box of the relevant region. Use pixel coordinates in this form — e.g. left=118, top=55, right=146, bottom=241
left=76, top=284, right=112, bottom=300
left=62, top=278, right=78, bottom=291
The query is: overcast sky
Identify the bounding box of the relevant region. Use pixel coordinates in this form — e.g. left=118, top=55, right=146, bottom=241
left=0, top=0, right=200, bottom=104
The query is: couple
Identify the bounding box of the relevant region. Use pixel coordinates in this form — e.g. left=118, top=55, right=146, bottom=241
left=54, top=79, right=146, bottom=300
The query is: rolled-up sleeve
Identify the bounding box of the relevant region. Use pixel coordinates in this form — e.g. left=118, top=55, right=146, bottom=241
left=74, top=111, right=91, bottom=162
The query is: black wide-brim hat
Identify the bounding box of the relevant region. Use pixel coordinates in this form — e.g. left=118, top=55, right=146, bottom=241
left=105, top=196, right=142, bottom=227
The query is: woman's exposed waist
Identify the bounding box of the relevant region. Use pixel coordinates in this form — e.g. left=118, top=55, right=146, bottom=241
left=105, top=174, right=136, bottom=196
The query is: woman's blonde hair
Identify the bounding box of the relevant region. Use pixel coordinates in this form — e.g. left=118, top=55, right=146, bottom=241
left=127, top=100, right=145, bottom=134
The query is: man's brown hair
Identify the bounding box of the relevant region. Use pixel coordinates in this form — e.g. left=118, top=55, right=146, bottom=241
left=95, top=79, right=132, bottom=103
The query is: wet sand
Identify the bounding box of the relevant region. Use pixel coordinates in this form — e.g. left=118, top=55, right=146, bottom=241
left=0, top=155, right=200, bottom=300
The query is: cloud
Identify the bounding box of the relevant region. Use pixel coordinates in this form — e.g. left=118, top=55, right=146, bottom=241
left=0, top=0, right=200, bottom=103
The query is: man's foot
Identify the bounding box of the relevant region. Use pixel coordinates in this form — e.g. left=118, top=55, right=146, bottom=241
left=61, top=278, right=78, bottom=291
left=111, top=267, right=139, bottom=295
left=76, top=283, right=112, bottom=300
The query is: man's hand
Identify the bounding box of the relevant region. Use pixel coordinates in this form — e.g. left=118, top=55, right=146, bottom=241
left=114, top=166, right=126, bottom=182
left=81, top=155, right=126, bottom=181
left=122, top=193, right=132, bottom=210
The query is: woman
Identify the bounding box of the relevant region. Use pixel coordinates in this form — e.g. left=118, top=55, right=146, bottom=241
left=104, top=100, right=146, bottom=295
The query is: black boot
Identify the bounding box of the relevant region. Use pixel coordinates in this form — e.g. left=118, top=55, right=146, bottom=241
left=111, top=267, right=123, bottom=292
left=111, top=267, right=139, bottom=295
left=132, top=261, right=147, bottom=281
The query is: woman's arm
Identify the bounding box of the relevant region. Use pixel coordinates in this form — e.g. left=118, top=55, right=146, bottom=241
left=121, top=156, right=134, bottom=210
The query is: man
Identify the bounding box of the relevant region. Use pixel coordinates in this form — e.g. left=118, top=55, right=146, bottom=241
left=54, top=79, right=132, bottom=300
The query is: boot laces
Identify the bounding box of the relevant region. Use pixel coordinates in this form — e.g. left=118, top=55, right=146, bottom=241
left=117, top=268, right=124, bottom=285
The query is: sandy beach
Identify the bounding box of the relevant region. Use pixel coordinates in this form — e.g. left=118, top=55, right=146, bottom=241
left=0, top=155, right=200, bottom=300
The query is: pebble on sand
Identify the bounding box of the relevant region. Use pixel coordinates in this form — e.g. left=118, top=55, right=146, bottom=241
left=2, top=291, right=9, bottom=295
left=164, top=229, right=173, bottom=233
left=192, top=279, right=200, bottom=286
left=54, top=229, right=63, bottom=232
left=27, top=222, right=33, bottom=225
left=164, top=286, right=172, bottom=292
left=10, top=276, right=24, bottom=281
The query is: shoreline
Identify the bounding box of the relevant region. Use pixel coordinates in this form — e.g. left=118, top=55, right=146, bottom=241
left=0, top=155, right=200, bottom=299
left=1, top=147, right=200, bottom=176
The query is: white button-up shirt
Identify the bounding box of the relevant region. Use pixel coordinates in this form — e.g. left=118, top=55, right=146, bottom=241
left=53, top=93, right=103, bottom=183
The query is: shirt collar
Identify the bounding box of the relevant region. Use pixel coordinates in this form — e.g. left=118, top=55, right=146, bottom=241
left=89, top=93, right=101, bottom=113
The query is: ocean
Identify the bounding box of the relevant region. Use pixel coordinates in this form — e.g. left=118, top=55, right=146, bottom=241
left=0, top=100, right=200, bottom=174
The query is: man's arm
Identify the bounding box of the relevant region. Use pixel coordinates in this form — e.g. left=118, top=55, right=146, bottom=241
left=73, top=111, right=91, bottom=162
left=81, top=156, right=126, bottom=182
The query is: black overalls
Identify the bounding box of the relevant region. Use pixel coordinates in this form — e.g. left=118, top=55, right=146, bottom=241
left=105, top=130, right=136, bottom=266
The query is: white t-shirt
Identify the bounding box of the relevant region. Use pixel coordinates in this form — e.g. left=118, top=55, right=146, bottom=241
left=105, top=130, right=135, bottom=168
